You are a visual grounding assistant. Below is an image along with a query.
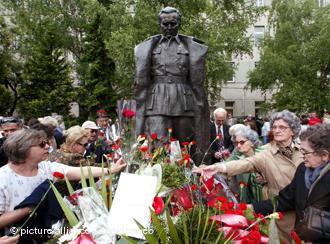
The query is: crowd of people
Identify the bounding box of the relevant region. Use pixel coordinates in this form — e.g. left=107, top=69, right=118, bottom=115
left=0, top=112, right=126, bottom=243
left=196, top=109, right=329, bottom=243
left=0, top=109, right=329, bottom=243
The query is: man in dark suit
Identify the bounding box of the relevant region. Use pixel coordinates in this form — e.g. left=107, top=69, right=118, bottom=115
left=210, top=108, right=234, bottom=163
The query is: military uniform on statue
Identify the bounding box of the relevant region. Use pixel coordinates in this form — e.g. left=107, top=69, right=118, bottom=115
left=134, top=7, right=210, bottom=164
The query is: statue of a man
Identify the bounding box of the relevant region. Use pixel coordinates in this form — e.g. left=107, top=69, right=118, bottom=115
left=134, top=7, right=210, bottom=164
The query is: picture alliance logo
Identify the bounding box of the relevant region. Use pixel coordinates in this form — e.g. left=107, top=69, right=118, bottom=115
left=142, top=227, right=154, bottom=235
left=10, top=226, right=71, bottom=236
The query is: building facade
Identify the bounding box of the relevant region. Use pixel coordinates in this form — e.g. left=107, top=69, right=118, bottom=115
left=213, top=0, right=328, bottom=117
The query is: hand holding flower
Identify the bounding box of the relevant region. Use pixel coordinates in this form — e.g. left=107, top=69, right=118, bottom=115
left=192, top=163, right=226, bottom=180
left=111, top=157, right=127, bottom=173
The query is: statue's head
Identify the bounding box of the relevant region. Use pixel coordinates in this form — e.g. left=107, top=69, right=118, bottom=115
left=158, top=7, right=181, bottom=38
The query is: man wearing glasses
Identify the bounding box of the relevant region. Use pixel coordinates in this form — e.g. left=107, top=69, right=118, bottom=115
left=0, top=117, right=23, bottom=167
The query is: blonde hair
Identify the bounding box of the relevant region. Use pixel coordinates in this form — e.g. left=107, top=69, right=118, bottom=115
left=62, top=126, right=89, bottom=151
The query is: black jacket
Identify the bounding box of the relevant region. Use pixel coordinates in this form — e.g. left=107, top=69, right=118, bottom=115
left=253, top=162, right=330, bottom=243
left=209, top=122, right=234, bottom=163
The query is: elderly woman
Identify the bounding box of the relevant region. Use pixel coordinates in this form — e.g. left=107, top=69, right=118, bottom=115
left=227, top=126, right=264, bottom=203
left=194, top=110, right=302, bottom=243
left=0, top=129, right=126, bottom=233
left=53, top=126, right=92, bottom=166
left=253, top=123, right=330, bottom=243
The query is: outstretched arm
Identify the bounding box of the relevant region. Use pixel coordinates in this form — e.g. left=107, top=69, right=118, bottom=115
left=65, top=158, right=127, bottom=180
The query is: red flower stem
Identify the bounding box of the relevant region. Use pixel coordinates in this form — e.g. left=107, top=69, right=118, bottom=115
left=229, top=213, right=272, bottom=241
left=200, top=177, right=210, bottom=194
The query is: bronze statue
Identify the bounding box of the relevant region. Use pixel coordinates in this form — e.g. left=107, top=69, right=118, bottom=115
left=134, top=7, right=210, bottom=164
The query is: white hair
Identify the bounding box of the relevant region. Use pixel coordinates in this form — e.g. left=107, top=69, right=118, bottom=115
left=213, top=108, right=227, bottom=117
left=229, top=124, right=246, bottom=136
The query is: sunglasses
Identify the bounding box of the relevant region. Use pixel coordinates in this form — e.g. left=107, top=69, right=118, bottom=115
left=38, top=140, right=49, bottom=148
left=234, top=140, right=248, bottom=146
left=77, top=142, right=88, bottom=148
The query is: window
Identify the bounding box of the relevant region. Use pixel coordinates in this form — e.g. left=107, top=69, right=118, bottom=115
left=317, top=0, right=325, bottom=7
left=256, top=0, right=264, bottom=7
left=254, top=26, right=265, bottom=47
left=225, top=101, right=235, bottom=116
left=255, top=101, right=264, bottom=116
left=227, top=62, right=235, bottom=82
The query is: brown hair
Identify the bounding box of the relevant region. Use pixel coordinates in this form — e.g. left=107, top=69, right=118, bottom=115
left=300, top=124, right=330, bottom=155
left=3, top=129, right=47, bottom=164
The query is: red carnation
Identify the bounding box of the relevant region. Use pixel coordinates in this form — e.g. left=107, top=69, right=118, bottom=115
left=278, top=212, right=284, bottom=220
left=239, top=181, right=247, bottom=188
left=190, top=140, right=196, bottom=145
left=191, top=184, right=197, bottom=191
left=181, top=142, right=189, bottom=146
left=238, top=203, right=247, bottom=210
left=152, top=197, right=165, bottom=215
left=216, top=133, right=222, bottom=140
left=249, top=230, right=262, bottom=241
left=122, top=109, right=136, bottom=118
left=139, top=146, right=148, bottom=153
left=291, top=231, right=302, bottom=244
left=150, top=133, right=158, bottom=140
left=97, top=109, right=106, bottom=114
left=53, top=171, right=64, bottom=180
left=111, top=144, right=120, bottom=151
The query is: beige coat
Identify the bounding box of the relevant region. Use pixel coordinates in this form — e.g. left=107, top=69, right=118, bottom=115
left=224, top=141, right=303, bottom=244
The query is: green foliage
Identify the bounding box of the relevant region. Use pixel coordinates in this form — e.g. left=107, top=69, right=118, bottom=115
left=248, top=0, right=330, bottom=114
left=2, top=0, right=263, bottom=121
left=50, top=182, right=79, bottom=227
left=76, top=1, right=119, bottom=119
left=0, top=16, right=19, bottom=115
left=135, top=207, right=224, bottom=244
left=106, top=0, right=264, bottom=103
left=162, top=163, right=187, bottom=189
left=0, top=85, right=13, bottom=115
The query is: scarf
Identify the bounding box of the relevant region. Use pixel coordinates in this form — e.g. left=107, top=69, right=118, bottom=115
left=304, top=161, right=329, bottom=189
left=278, top=145, right=294, bottom=159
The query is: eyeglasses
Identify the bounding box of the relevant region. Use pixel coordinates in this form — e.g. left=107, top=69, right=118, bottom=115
left=77, top=142, right=88, bottom=148
left=271, top=125, right=290, bottom=131
left=299, top=149, right=315, bottom=156
left=234, top=140, right=248, bottom=146
left=38, top=140, right=49, bottom=148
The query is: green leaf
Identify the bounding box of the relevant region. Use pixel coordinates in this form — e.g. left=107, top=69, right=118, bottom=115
left=166, top=210, right=182, bottom=244
left=101, top=160, right=108, bottom=207
left=87, top=165, right=97, bottom=192
left=194, top=206, right=202, bottom=244
left=107, top=164, right=113, bottom=209
left=121, top=235, right=139, bottom=244
left=134, top=219, right=158, bottom=244
left=80, top=164, right=87, bottom=190
left=50, top=181, right=78, bottom=227
left=200, top=207, right=210, bottom=241
left=149, top=208, right=167, bottom=244
left=64, top=174, right=74, bottom=196
left=181, top=212, right=189, bottom=244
